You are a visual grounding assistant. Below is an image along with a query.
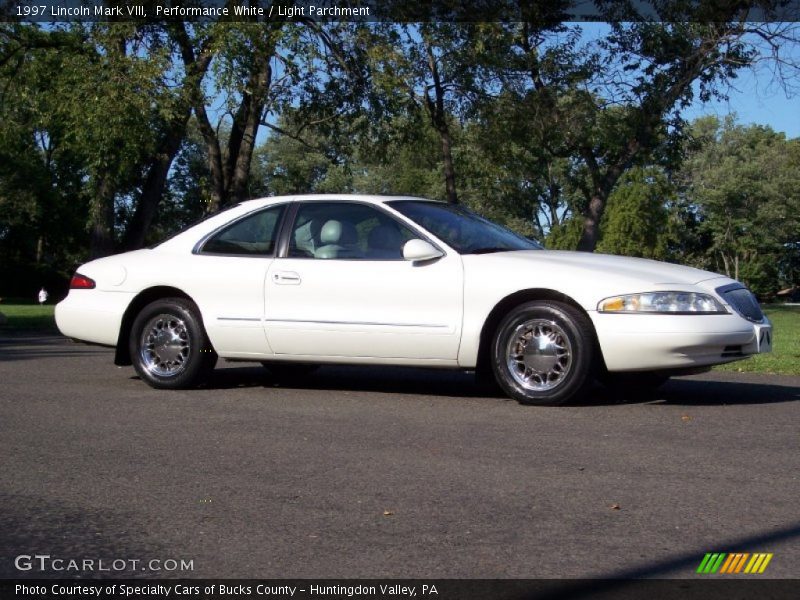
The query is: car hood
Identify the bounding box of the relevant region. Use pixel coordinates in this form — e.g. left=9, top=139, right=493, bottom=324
left=499, top=250, right=723, bottom=286
left=460, top=250, right=735, bottom=309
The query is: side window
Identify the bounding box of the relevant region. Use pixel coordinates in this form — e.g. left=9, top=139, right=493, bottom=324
left=288, top=202, right=418, bottom=260
left=201, top=205, right=284, bottom=256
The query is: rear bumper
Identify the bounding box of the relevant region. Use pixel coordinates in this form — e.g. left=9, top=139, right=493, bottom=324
left=592, top=312, right=768, bottom=372
left=55, top=290, right=134, bottom=347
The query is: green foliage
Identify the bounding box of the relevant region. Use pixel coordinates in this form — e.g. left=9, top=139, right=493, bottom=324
left=596, top=167, right=670, bottom=259
left=0, top=25, right=94, bottom=290
left=251, top=114, right=354, bottom=196
left=677, top=116, right=800, bottom=295
left=1, top=19, right=799, bottom=302
left=545, top=217, right=585, bottom=250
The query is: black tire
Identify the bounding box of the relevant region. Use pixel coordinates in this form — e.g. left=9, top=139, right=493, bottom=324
left=491, top=301, right=596, bottom=406
left=260, top=362, right=318, bottom=381
left=599, top=371, right=670, bottom=400
left=129, top=297, right=217, bottom=389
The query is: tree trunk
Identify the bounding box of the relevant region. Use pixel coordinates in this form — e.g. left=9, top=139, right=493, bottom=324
left=89, top=176, right=116, bottom=258
left=576, top=192, right=606, bottom=252
left=194, top=102, right=226, bottom=212
left=436, top=118, right=459, bottom=205
left=120, top=23, right=214, bottom=248
left=424, top=42, right=459, bottom=205
left=120, top=113, right=190, bottom=251
left=172, top=22, right=222, bottom=212
left=720, top=252, right=731, bottom=278
left=193, top=51, right=272, bottom=210
left=230, top=57, right=271, bottom=205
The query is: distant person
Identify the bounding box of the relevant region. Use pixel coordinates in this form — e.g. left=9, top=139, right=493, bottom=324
left=38, top=287, right=49, bottom=305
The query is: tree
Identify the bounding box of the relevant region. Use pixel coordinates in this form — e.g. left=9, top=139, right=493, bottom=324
left=179, top=22, right=365, bottom=212
left=475, top=6, right=800, bottom=251
left=366, top=23, right=490, bottom=204
left=1, top=23, right=216, bottom=258
left=678, top=116, right=800, bottom=295
left=251, top=113, right=353, bottom=196
left=119, top=23, right=215, bottom=251
left=596, top=167, right=671, bottom=259
left=1, top=23, right=169, bottom=259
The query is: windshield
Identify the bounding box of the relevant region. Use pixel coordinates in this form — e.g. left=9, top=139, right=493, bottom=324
left=388, top=200, right=541, bottom=254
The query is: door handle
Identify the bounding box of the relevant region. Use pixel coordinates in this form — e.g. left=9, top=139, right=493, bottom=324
left=272, top=271, right=301, bottom=285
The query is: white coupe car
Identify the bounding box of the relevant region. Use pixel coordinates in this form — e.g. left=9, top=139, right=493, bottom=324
left=56, top=194, right=772, bottom=405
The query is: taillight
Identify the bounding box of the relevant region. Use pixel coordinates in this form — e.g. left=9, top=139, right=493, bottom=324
left=70, top=273, right=96, bottom=289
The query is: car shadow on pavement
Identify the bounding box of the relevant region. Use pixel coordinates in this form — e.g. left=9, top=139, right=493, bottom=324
left=203, top=363, right=506, bottom=400
left=652, top=376, right=799, bottom=406
left=201, top=364, right=800, bottom=406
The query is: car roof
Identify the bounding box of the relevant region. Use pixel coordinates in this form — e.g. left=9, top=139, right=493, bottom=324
left=155, top=194, right=444, bottom=252
left=239, top=194, right=443, bottom=209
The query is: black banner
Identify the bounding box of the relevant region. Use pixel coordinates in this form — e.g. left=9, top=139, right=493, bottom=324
left=2, top=0, right=800, bottom=23
left=2, top=579, right=800, bottom=600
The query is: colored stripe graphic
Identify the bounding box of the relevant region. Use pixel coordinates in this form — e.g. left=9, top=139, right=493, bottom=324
left=721, top=553, right=749, bottom=573
left=696, top=553, right=713, bottom=573
left=750, top=553, right=773, bottom=573
left=697, top=553, right=726, bottom=573
left=719, top=554, right=736, bottom=573
left=735, top=553, right=750, bottom=573
left=699, top=552, right=773, bottom=574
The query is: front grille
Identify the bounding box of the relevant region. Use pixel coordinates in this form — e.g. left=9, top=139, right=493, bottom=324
left=716, top=284, right=764, bottom=323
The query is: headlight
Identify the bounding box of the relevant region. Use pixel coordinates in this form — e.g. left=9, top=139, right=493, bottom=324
left=598, top=292, right=728, bottom=314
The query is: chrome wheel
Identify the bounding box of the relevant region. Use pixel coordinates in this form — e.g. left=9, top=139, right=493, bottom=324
left=505, top=318, right=572, bottom=392
left=139, top=313, right=190, bottom=377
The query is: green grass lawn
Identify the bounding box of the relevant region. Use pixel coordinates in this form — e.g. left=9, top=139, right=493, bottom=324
left=714, top=305, right=800, bottom=376
left=0, top=299, right=57, bottom=332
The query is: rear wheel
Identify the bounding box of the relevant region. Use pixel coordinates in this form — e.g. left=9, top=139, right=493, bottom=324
left=130, top=298, right=217, bottom=389
left=491, top=301, right=596, bottom=406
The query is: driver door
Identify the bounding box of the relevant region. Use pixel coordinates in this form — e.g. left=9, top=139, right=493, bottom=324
left=264, top=201, right=463, bottom=361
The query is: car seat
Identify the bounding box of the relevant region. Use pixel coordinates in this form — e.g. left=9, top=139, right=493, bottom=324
left=315, top=220, right=362, bottom=259
left=293, top=218, right=322, bottom=257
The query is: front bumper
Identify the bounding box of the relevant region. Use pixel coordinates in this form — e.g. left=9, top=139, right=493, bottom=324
left=592, top=312, right=771, bottom=372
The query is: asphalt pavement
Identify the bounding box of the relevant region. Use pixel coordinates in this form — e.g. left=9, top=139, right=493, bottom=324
left=1, top=333, right=799, bottom=579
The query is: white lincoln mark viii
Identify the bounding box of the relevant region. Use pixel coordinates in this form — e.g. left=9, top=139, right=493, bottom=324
left=56, top=195, right=772, bottom=405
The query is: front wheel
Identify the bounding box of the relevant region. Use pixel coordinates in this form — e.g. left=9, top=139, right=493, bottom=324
left=491, top=301, right=596, bottom=405
left=130, top=298, right=217, bottom=389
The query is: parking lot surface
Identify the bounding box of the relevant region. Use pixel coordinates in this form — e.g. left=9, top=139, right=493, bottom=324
left=1, top=334, right=799, bottom=579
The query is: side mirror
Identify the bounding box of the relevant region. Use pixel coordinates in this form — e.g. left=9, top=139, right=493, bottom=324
left=403, top=239, right=443, bottom=262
